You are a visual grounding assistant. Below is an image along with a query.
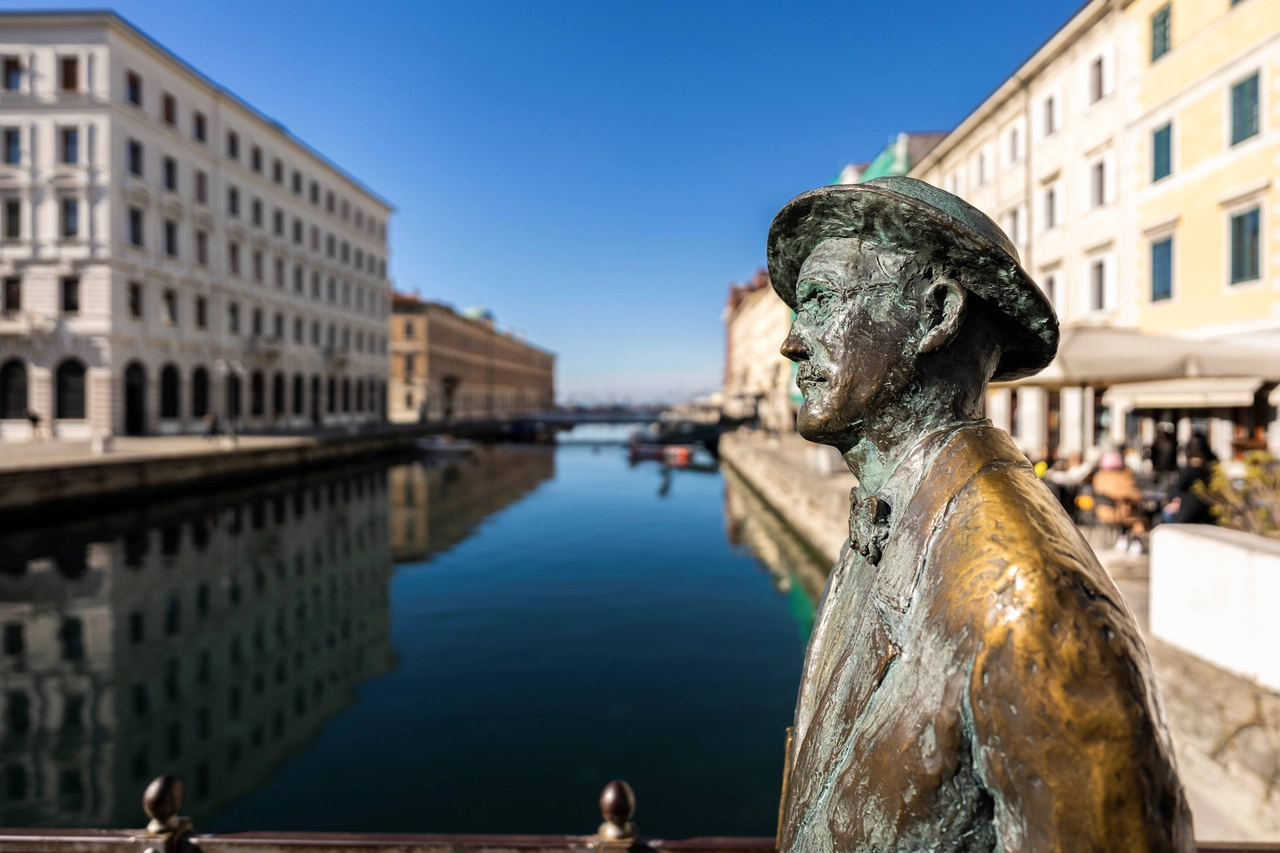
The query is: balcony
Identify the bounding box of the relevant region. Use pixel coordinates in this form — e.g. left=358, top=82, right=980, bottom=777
left=0, top=310, right=54, bottom=336
left=247, top=334, right=283, bottom=357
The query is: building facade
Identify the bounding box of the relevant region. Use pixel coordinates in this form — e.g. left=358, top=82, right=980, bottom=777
left=910, top=0, right=1279, bottom=460
left=721, top=269, right=795, bottom=432
left=389, top=293, right=554, bottom=424
left=0, top=11, right=392, bottom=440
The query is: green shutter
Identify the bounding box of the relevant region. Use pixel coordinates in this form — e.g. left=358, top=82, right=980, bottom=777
left=1231, top=74, right=1259, bottom=145
left=1151, top=6, right=1170, bottom=61
left=1230, top=208, right=1261, bottom=284
left=1151, top=238, right=1173, bottom=301
left=1152, top=123, right=1172, bottom=181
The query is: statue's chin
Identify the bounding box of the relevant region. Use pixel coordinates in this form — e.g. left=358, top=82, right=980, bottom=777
left=796, top=407, right=853, bottom=450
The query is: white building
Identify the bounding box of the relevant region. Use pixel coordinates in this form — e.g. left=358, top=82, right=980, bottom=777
left=0, top=11, right=393, bottom=440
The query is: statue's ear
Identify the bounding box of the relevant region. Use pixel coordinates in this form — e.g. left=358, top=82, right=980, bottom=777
left=918, top=277, right=967, bottom=354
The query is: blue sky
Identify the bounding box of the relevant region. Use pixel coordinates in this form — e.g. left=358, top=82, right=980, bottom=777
left=23, top=0, right=1083, bottom=403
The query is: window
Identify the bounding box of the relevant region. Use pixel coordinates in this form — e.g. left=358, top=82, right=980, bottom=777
left=293, top=317, right=303, bottom=343
left=292, top=218, right=302, bottom=244
left=252, top=308, right=263, bottom=336
left=326, top=234, right=335, bottom=257
left=1090, top=260, right=1106, bottom=311
left=193, top=111, right=207, bottom=142
left=196, top=231, right=208, bottom=265
left=1231, top=73, right=1260, bottom=146
left=274, top=209, right=284, bottom=235
left=163, top=289, right=178, bottom=324
left=310, top=225, right=319, bottom=251
left=251, top=198, right=262, bottom=226
left=1042, top=271, right=1058, bottom=309
left=126, top=71, right=142, bottom=106
left=309, top=181, right=319, bottom=204
left=1230, top=207, right=1261, bottom=284
left=1091, top=161, right=1106, bottom=208
left=227, top=186, right=239, bottom=217
left=253, top=250, right=263, bottom=282
left=1044, top=186, right=1058, bottom=229
left=128, top=282, right=143, bottom=318
left=1152, top=123, right=1172, bottom=182
left=340, top=241, right=350, bottom=263
left=1152, top=5, right=1170, bottom=61
left=404, top=354, right=415, bottom=376
left=274, top=257, right=284, bottom=287
left=162, top=92, right=176, bottom=125
left=1151, top=238, right=1173, bottom=301
left=226, top=131, right=239, bottom=160
left=229, top=242, right=240, bottom=276
left=292, top=170, right=302, bottom=194
left=228, top=302, right=240, bottom=334
left=325, top=191, right=334, bottom=213
left=164, top=220, right=177, bottom=256
left=293, top=265, right=303, bottom=292
left=272, top=158, right=283, bottom=183
left=2, top=57, right=20, bottom=91
left=56, top=360, right=86, bottom=419
left=1004, top=208, right=1020, bottom=244
left=976, top=150, right=987, bottom=186
left=163, top=156, right=176, bottom=190
left=129, top=140, right=146, bottom=176
left=128, top=208, right=144, bottom=247
left=195, top=170, right=208, bottom=204
left=1008, top=126, right=1020, bottom=164
left=196, top=296, right=208, bottom=328
left=251, top=145, right=262, bottom=172
left=404, top=318, right=414, bottom=338
left=61, top=277, right=79, bottom=314
left=61, top=198, right=78, bottom=238
left=4, top=129, right=19, bottom=165
left=1090, top=57, right=1105, bottom=103
left=60, top=56, right=78, bottom=91
left=2, top=623, right=23, bottom=655
left=61, top=127, right=78, bottom=164
left=2, top=277, right=18, bottom=313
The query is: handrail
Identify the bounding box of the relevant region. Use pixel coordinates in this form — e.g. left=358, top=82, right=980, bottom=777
left=0, top=776, right=1269, bottom=853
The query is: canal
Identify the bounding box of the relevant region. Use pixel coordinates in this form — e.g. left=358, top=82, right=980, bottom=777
left=0, top=433, right=830, bottom=838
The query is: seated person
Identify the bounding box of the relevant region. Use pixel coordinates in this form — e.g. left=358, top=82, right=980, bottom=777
left=1092, top=450, right=1149, bottom=552
left=1163, top=450, right=1213, bottom=525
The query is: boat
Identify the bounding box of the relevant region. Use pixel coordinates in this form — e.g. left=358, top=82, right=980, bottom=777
left=416, top=435, right=477, bottom=459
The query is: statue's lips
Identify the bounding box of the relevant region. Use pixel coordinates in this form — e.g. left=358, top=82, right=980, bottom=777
left=796, top=369, right=827, bottom=388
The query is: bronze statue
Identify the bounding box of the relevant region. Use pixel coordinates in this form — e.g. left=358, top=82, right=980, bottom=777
left=767, top=177, right=1193, bottom=852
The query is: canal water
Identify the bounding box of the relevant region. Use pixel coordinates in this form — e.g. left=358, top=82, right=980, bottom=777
left=0, top=432, right=830, bottom=837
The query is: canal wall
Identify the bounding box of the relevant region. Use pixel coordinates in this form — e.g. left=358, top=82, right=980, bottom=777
left=0, top=431, right=417, bottom=519
left=719, top=427, right=1280, bottom=842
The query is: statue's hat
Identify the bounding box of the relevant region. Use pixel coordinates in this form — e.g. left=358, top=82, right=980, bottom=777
left=767, top=176, right=1059, bottom=382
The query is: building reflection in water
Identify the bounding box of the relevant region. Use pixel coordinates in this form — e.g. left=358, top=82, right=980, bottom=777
left=0, top=466, right=397, bottom=829
left=389, top=446, right=556, bottom=564
left=721, top=465, right=830, bottom=638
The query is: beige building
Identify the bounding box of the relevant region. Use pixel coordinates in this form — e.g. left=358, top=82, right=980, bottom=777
left=389, top=292, right=554, bottom=424
left=0, top=11, right=392, bottom=440
left=721, top=269, right=795, bottom=432
left=910, top=0, right=1280, bottom=461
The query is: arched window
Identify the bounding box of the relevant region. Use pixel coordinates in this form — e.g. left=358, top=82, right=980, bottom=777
left=124, top=362, right=147, bottom=435
left=355, top=380, right=364, bottom=412
left=327, top=377, right=336, bottom=413
left=191, top=367, right=209, bottom=417
left=342, top=378, right=351, bottom=412
left=55, top=359, right=87, bottom=419
left=250, top=370, right=264, bottom=416
left=272, top=373, right=285, bottom=417
left=310, top=376, right=321, bottom=420
left=292, top=374, right=304, bottom=415
left=159, top=364, right=180, bottom=419
left=0, top=359, right=27, bottom=419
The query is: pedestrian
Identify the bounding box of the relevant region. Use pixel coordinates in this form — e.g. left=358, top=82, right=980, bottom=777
left=202, top=411, right=218, bottom=440
left=1164, top=449, right=1213, bottom=525
left=24, top=408, right=40, bottom=441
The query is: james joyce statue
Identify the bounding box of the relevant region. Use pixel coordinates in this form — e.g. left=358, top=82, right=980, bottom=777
left=768, top=177, right=1193, bottom=852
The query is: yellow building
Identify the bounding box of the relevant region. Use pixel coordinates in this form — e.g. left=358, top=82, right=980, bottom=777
left=911, top=0, right=1280, bottom=461
left=721, top=269, right=796, bottom=432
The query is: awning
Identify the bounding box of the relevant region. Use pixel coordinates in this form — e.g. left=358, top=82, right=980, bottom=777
left=1102, top=377, right=1265, bottom=409
left=1002, top=325, right=1280, bottom=388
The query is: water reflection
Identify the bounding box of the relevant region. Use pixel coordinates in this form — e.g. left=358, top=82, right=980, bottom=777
left=390, top=446, right=556, bottom=563
left=721, top=466, right=830, bottom=638
left=0, top=466, right=397, bottom=828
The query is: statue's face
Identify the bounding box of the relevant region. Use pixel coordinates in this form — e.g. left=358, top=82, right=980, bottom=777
left=781, top=237, right=918, bottom=448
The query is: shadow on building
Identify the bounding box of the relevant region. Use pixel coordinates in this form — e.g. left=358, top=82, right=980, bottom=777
left=722, top=465, right=829, bottom=638
left=0, top=465, right=397, bottom=828
left=389, top=446, right=556, bottom=564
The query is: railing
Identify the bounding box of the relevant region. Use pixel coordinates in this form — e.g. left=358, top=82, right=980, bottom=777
left=0, top=776, right=1272, bottom=853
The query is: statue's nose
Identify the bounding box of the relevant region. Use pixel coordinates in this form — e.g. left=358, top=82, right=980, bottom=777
left=781, top=328, right=808, bottom=361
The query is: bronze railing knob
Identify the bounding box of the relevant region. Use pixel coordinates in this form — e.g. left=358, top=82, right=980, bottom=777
left=598, top=779, right=637, bottom=841
left=142, top=775, right=185, bottom=834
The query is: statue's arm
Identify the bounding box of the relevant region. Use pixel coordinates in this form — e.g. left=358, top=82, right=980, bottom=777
left=965, top=599, right=1190, bottom=852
